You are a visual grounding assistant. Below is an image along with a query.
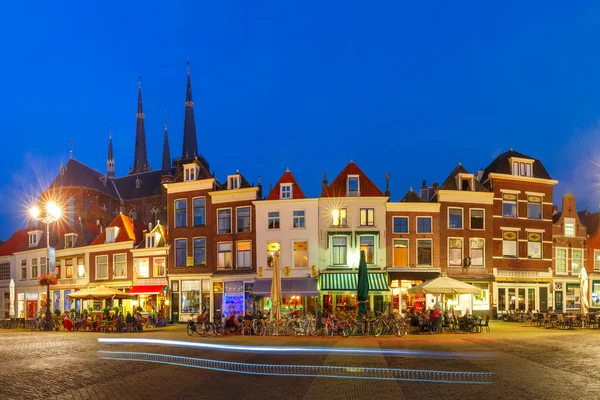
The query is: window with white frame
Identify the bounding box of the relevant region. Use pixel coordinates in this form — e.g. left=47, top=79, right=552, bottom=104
left=572, top=249, right=583, bottom=275
left=416, top=217, right=432, bottom=233
left=556, top=248, right=567, bottom=274
left=470, top=209, right=484, bottom=230
left=595, top=250, right=600, bottom=272
left=64, top=258, right=73, bottom=278
left=175, top=239, right=187, bottom=267
left=20, top=261, right=26, bottom=279
left=77, top=257, right=84, bottom=278
left=28, top=231, right=40, bottom=247
left=105, top=226, right=120, bottom=243
left=512, top=159, right=533, bottom=177
left=193, top=237, right=206, bottom=266
left=449, top=238, right=463, bottom=266
left=113, top=254, right=127, bottom=278
left=332, top=236, right=348, bottom=265
left=360, top=236, right=375, bottom=264
left=360, top=208, right=374, bottom=226
left=470, top=239, right=484, bottom=266
left=227, top=175, right=240, bottom=190
left=218, top=242, right=233, bottom=269
left=527, top=196, right=542, bottom=220
left=146, top=233, right=156, bottom=248
left=393, top=239, right=409, bottom=267
left=347, top=176, right=359, bottom=196
left=184, top=164, right=199, bottom=182
left=448, top=208, right=463, bottom=229
left=268, top=211, right=280, bottom=229
left=0, top=262, right=9, bottom=280
left=40, top=257, right=47, bottom=275
left=266, top=242, right=280, bottom=269
left=193, top=197, right=205, bottom=226
left=564, top=218, right=575, bottom=237
left=64, top=233, right=77, bottom=248
left=175, top=199, right=187, bottom=228
left=417, top=239, right=432, bottom=266
left=393, top=216, right=408, bottom=233
left=218, top=209, right=232, bottom=234
left=236, top=207, right=251, bottom=233
left=527, top=232, right=542, bottom=259
left=502, top=193, right=518, bottom=218
left=96, top=255, right=108, bottom=279
left=134, top=258, right=149, bottom=278
left=293, top=241, right=308, bottom=268
left=502, top=231, right=518, bottom=258
left=332, top=208, right=347, bottom=226
left=280, top=184, right=292, bottom=199
left=237, top=241, right=251, bottom=269
left=154, top=257, right=166, bottom=277
left=31, top=258, right=38, bottom=279
left=293, top=210, right=305, bottom=228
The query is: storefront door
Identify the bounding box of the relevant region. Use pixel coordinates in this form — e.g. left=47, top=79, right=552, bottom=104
left=539, top=287, right=548, bottom=312
left=554, top=291, right=563, bottom=312
left=171, top=293, right=179, bottom=323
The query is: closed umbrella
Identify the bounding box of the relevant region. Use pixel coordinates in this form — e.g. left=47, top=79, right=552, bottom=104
left=9, top=279, right=15, bottom=318
left=270, top=252, right=282, bottom=321
left=357, top=251, right=369, bottom=317
left=579, top=267, right=589, bottom=315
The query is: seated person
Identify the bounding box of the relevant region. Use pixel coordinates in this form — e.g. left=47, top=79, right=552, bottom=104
left=63, top=315, right=73, bottom=332
left=236, top=312, right=244, bottom=325
left=224, top=314, right=239, bottom=334
left=243, top=310, right=253, bottom=321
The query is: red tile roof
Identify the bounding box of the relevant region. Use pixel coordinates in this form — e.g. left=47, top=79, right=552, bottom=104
left=266, top=170, right=307, bottom=200
left=0, top=229, right=29, bottom=256
left=92, top=213, right=147, bottom=245
left=321, top=161, right=385, bottom=197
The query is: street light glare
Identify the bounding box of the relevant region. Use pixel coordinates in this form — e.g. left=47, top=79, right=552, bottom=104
left=30, top=206, right=40, bottom=219
left=47, top=202, right=61, bottom=219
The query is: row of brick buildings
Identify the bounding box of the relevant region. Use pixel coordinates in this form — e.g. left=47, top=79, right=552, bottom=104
left=1, top=69, right=598, bottom=321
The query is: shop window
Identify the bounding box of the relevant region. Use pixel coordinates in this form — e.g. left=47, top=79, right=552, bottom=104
left=565, top=283, right=580, bottom=310
left=293, top=241, right=308, bottom=268
left=498, top=288, right=506, bottom=311
left=592, top=281, right=600, bottom=308
left=393, top=239, right=408, bottom=267
left=181, top=280, right=200, bottom=313
left=359, top=236, right=375, bottom=264
left=471, top=283, right=489, bottom=311
left=527, top=233, right=542, bottom=259
left=502, top=231, right=517, bottom=258
left=134, top=258, right=149, bottom=278
left=449, top=238, right=463, bottom=266
left=417, top=240, right=432, bottom=266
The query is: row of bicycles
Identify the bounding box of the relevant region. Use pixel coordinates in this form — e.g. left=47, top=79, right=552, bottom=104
left=1, top=316, right=60, bottom=331
left=186, top=313, right=407, bottom=338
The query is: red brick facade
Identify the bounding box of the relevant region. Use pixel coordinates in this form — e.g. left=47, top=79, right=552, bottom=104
left=386, top=209, right=440, bottom=268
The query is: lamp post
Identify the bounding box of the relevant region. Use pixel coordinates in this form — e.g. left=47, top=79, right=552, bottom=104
left=30, top=201, right=62, bottom=331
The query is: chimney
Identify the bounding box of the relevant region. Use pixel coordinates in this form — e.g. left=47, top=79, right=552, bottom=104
left=322, top=172, right=328, bottom=193
left=476, top=170, right=484, bottom=182
left=96, top=219, right=100, bottom=226
left=553, top=205, right=558, bottom=215
left=385, top=172, right=390, bottom=197
left=148, top=222, right=153, bottom=231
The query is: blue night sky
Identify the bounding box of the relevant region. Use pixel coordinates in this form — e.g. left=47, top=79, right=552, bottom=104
left=2, top=1, right=600, bottom=241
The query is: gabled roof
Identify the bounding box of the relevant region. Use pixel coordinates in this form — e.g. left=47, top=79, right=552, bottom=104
left=114, top=170, right=163, bottom=200
left=0, top=229, right=29, bottom=256
left=136, top=222, right=168, bottom=249
left=266, top=170, right=307, bottom=200
left=218, top=171, right=252, bottom=190
left=481, top=149, right=552, bottom=182
left=49, top=159, right=119, bottom=198
left=321, top=161, right=385, bottom=197
left=16, top=217, right=100, bottom=252
left=400, top=189, right=424, bottom=203
left=438, top=164, right=488, bottom=192
left=91, top=213, right=146, bottom=246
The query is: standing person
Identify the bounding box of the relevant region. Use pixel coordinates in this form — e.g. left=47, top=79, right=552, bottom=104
left=431, top=304, right=442, bottom=334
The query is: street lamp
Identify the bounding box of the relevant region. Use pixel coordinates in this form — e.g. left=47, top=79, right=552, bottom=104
left=30, top=201, right=62, bottom=331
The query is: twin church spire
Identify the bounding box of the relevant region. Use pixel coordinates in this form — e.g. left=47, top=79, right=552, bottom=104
left=106, top=65, right=200, bottom=178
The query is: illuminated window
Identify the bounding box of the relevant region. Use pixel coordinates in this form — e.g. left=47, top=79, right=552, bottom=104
left=572, top=249, right=583, bottom=275
left=360, top=208, right=374, bottom=226
left=113, top=254, right=127, bottom=278
left=218, top=242, right=233, bottom=269
left=527, top=233, right=542, bottom=259
left=360, top=236, right=375, bottom=264
left=332, top=208, right=347, bottom=226
left=77, top=257, right=85, bottom=278
left=502, top=231, right=517, bottom=258
left=96, top=256, right=108, bottom=279
left=154, top=257, right=166, bottom=277
left=595, top=250, right=600, bottom=272
left=266, top=242, right=280, bottom=269
left=564, top=218, right=575, bottom=237
left=65, top=258, right=73, bottom=278
left=134, top=258, right=149, bottom=278
left=293, top=241, right=308, bottom=268
left=449, top=238, right=463, bottom=266
left=237, top=241, right=251, bottom=269
left=393, top=239, right=408, bottom=267
left=105, top=226, right=120, bottom=243
left=470, top=239, right=484, bottom=266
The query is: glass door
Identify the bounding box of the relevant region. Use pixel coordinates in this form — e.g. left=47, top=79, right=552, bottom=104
left=518, top=289, right=525, bottom=311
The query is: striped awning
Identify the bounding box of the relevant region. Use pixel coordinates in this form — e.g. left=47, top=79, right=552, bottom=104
left=320, top=273, right=389, bottom=291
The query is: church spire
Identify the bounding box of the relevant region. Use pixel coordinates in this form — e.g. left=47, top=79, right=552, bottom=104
left=161, top=112, right=172, bottom=179
left=107, top=124, right=115, bottom=179
left=182, top=62, right=198, bottom=160
left=131, top=77, right=149, bottom=174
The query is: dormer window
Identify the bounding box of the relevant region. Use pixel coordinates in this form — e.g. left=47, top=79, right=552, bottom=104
left=511, top=158, right=533, bottom=177
left=347, top=175, right=360, bottom=197
left=105, top=226, right=120, bottom=243
left=28, top=230, right=42, bottom=247
left=280, top=184, right=292, bottom=199
left=64, top=233, right=78, bottom=248
left=457, top=173, right=474, bottom=191
left=228, top=175, right=240, bottom=190
left=146, top=233, right=158, bottom=248
left=184, top=163, right=200, bottom=182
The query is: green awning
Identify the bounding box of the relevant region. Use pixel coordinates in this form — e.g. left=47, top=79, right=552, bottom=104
left=320, top=273, right=389, bottom=291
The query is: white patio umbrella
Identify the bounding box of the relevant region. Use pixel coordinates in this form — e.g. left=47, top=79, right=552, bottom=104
left=270, top=252, right=282, bottom=322
left=579, top=267, right=589, bottom=315
left=407, top=275, right=481, bottom=295
left=9, top=279, right=15, bottom=318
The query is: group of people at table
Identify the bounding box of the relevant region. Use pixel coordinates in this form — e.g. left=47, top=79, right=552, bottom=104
left=407, top=306, right=483, bottom=333
left=58, top=309, right=160, bottom=332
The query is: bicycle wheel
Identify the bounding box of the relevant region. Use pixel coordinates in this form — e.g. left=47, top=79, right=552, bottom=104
left=186, top=322, right=195, bottom=336
left=307, top=321, right=318, bottom=336
left=338, top=321, right=351, bottom=338
left=205, top=323, right=215, bottom=336
left=30, top=320, right=37, bottom=331
left=373, top=321, right=384, bottom=337
left=195, top=322, right=206, bottom=336
left=393, top=322, right=406, bottom=337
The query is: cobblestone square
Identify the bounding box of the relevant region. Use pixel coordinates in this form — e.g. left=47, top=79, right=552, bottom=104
left=1, top=322, right=599, bottom=400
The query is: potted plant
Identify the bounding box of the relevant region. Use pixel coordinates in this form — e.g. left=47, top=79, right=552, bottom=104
left=103, top=307, right=111, bottom=320
left=113, top=306, right=120, bottom=315
left=70, top=307, right=77, bottom=320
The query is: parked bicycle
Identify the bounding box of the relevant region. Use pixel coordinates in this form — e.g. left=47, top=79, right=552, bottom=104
left=323, top=314, right=351, bottom=338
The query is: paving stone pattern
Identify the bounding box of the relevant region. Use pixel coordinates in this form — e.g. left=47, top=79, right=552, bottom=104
left=0, top=322, right=599, bottom=400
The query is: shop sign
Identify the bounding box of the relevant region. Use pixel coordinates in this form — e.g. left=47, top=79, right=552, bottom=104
left=311, top=265, right=317, bottom=277
left=267, top=242, right=280, bottom=252
left=283, top=266, right=291, bottom=277
left=225, top=281, right=243, bottom=294
left=258, top=266, right=263, bottom=278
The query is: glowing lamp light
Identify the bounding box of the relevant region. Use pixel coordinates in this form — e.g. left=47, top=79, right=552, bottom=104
left=30, top=206, right=41, bottom=219
left=331, top=209, right=339, bottom=221
left=47, top=202, right=61, bottom=219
